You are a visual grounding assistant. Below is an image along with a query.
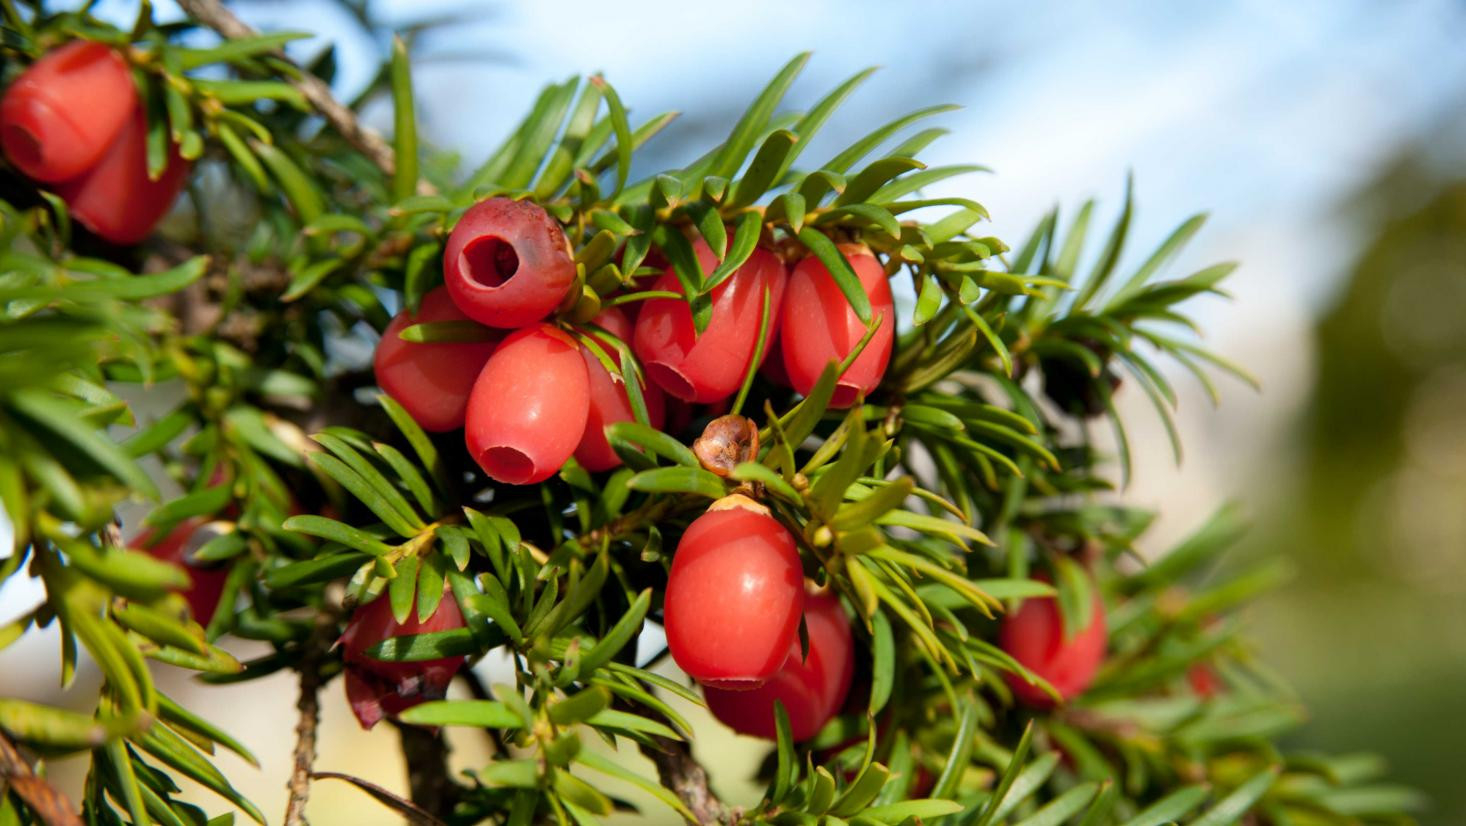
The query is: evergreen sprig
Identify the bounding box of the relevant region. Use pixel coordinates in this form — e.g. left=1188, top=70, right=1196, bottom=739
left=0, top=3, right=1419, bottom=826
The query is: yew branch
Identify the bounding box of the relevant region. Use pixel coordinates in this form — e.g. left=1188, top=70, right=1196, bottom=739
left=282, top=615, right=337, bottom=826
left=0, top=731, right=82, bottom=826
left=642, top=736, right=729, bottom=825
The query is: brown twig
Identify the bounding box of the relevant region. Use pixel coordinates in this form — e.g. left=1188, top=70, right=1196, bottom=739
left=0, top=731, right=83, bottom=826
left=174, top=0, right=435, bottom=195
left=641, top=736, right=729, bottom=825
left=283, top=615, right=338, bottom=826
left=311, top=771, right=448, bottom=826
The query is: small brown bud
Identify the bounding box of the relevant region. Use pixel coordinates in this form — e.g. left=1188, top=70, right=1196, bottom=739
left=693, top=414, right=760, bottom=477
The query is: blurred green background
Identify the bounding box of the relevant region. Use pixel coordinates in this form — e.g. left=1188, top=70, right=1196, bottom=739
left=1241, top=143, right=1466, bottom=824
left=3, top=1, right=1464, bottom=823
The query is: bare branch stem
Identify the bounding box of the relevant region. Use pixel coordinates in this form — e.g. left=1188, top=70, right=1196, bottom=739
left=641, top=737, right=729, bottom=825
left=283, top=616, right=336, bottom=826
left=0, top=731, right=83, bottom=826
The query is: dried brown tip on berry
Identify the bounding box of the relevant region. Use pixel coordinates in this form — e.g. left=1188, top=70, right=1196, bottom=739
left=693, top=414, right=760, bottom=477
left=708, top=493, right=770, bottom=515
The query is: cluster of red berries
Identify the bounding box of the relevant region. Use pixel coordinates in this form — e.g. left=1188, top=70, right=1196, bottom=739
left=664, top=495, right=855, bottom=741
left=1, top=42, right=190, bottom=243
left=372, top=197, right=895, bottom=483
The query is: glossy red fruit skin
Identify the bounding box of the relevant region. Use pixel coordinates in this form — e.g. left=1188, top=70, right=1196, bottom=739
left=704, top=585, right=854, bottom=741
left=780, top=246, right=894, bottom=409
left=340, top=590, right=466, bottom=729
left=443, top=197, right=575, bottom=328
left=134, top=519, right=229, bottom=627
left=465, top=324, right=589, bottom=484
left=1, top=41, right=136, bottom=182
left=574, top=307, right=666, bottom=472
left=664, top=496, right=804, bottom=688
left=374, top=286, right=499, bottom=432
left=632, top=241, right=787, bottom=404
left=55, top=106, right=190, bottom=244
left=999, top=588, right=1107, bottom=707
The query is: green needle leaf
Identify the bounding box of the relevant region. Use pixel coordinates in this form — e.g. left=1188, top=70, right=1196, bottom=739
left=389, top=36, right=419, bottom=201
left=711, top=52, right=810, bottom=180
left=797, top=227, right=872, bottom=322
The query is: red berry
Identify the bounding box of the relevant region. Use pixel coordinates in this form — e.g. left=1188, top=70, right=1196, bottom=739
left=55, top=106, right=190, bottom=244
left=704, top=585, right=854, bottom=741
left=664, top=495, right=803, bottom=687
left=443, top=197, right=575, bottom=328
left=374, top=286, right=499, bottom=432
left=340, top=589, right=466, bottom=729
left=1188, top=663, right=1222, bottom=698
left=781, top=245, right=894, bottom=409
left=465, top=324, right=589, bottom=484
left=999, top=586, right=1107, bottom=707
left=574, top=307, right=666, bottom=472
left=759, top=337, right=793, bottom=388
left=133, top=519, right=229, bottom=627
left=632, top=240, right=787, bottom=403
left=1, top=41, right=136, bottom=182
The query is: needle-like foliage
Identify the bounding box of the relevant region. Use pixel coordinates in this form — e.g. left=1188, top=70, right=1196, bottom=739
left=0, top=4, right=1418, bottom=826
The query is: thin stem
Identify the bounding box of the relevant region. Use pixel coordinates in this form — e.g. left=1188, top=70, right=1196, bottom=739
left=174, top=0, right=436, bottom=195
left=0, top=731, right=83, bottom=826
left=641, top=736, right=728, bottom=825
left=283, top=615, right=336, bottom=826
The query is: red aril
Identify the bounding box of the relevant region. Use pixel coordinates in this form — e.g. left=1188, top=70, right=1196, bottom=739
left=465, top=324, right=589, bottom=484
left=373, top=286, right=499, bottom=432
left=664, top=495, right=803, bottom=687
left=999, top=583, right=1107, bottom=707
left=704, top=584, right=854, bottom=741
left=632, top=240, right=786, bottom=404
left=780, top=245, right=894, bottom=409
left=1, top=41, right=136, bottom=182
left=574, top=306, right=666, bottom=472
left=340, top=589, right=466, bottom=729
left=443, top=197, right=575, bottom=328
left=133, top=518, right=229, bottom=627
left=55, top=106, right=190, bottom=244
